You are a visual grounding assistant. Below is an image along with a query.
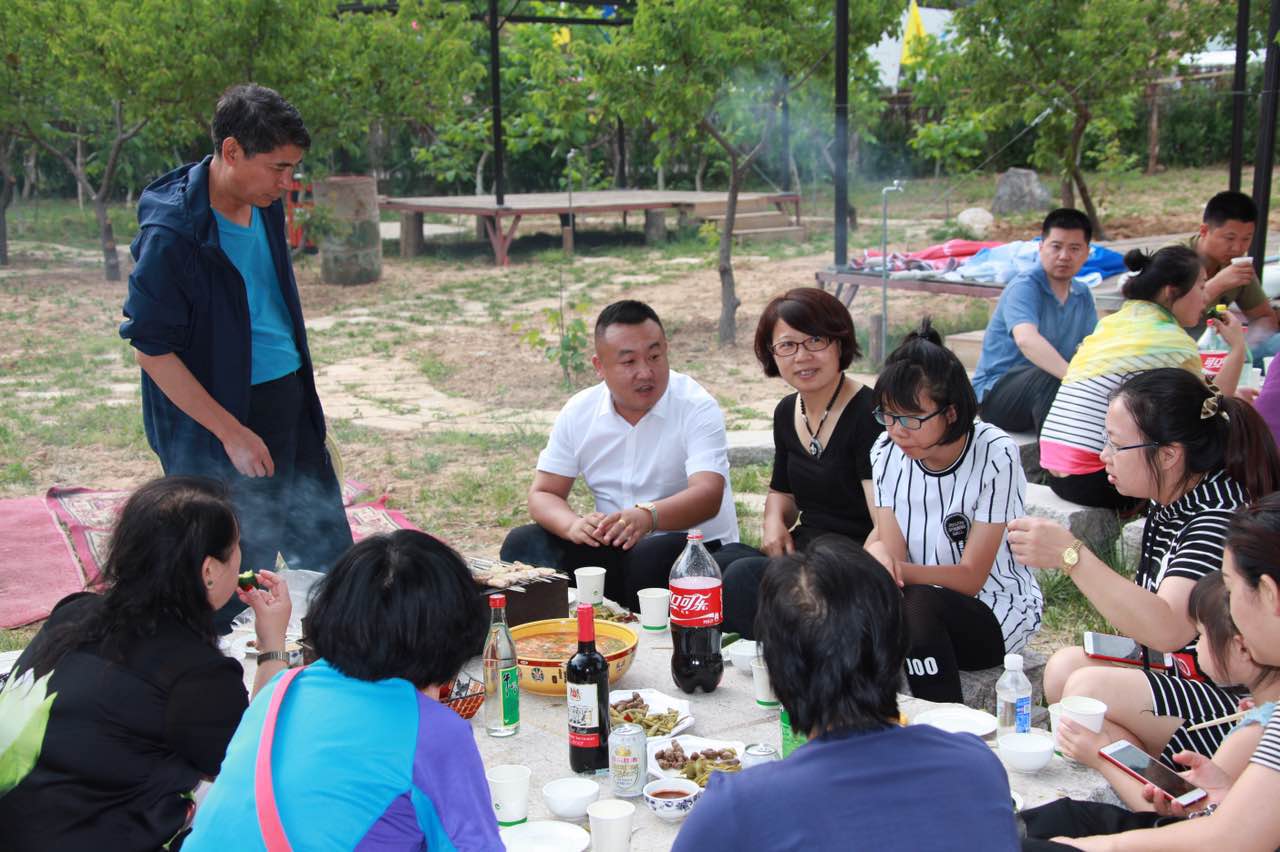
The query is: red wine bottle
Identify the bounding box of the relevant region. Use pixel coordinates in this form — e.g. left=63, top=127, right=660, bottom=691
left=566, top=602, right=610, bottom=774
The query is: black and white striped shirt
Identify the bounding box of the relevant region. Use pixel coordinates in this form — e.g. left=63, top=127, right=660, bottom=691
left=1252, top=711, right=1280, bottom=773
left=871, top=422, right=1043, bottom=653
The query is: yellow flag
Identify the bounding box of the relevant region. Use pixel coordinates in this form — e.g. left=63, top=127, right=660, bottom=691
left=900, top=0, right=927, bottom=66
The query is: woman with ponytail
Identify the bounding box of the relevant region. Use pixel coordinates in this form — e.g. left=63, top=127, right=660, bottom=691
left=1009, top=368, right=1280, bottom=768
left=1039, top=246, right=1247, bottom=509
left=867, top=319, right=1043, bottom=703
left=0, top=476, right=291, bottom=852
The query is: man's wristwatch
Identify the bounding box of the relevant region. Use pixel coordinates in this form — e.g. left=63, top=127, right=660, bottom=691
left=1060, top=539, right=1084, bottom=575
left=636, top=501, right=659, bottom=533
left=257, top=650, right=290, bottom=665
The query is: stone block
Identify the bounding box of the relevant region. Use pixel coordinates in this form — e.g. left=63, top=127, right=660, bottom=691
left=1121, top=516, right=1146, bottom=570
left=644, top=209, right=667, bottom=244
left=727, top=430, right=773, bottom=467
left=992, top=167, right=1054, bottom=215
left=957, top=207, right=995, bottom=238
left=1024, top=483, right=1120, bottom=555
left=1005, top=430, right=1043, bottom=482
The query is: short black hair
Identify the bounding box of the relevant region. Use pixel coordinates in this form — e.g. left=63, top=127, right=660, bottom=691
left=594, top=299, right=664, bottom=339
left=755, top=535, right=906, bottom=736
left=1041, top=207, right=1092, bottom=244
left=873, top=318, right=977, bottom=445
left=211, top=83, right=311, bottom=157
left=1203, top=191, right=1257, bottom=227
left=304, top=531, right=486, bottom=688
left=753, top=287, right=860, bottom=377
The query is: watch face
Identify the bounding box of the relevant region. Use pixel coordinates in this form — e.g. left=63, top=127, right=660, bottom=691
left=1063, top=547, right=1080, bottom=566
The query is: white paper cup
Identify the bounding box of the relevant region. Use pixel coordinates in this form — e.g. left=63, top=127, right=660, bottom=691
left=1060, top=695, right=1107, bottom=733
left=636, top=587, right=670, bottom=631
left=1265, top=356, right=1275, bottom=377
left=1048, top=702, right=1064, bottom=752
left=751, top=658, right=779, bottom=708
left=587, top=798, right=635, bottom=852
left=486, top=764, right=531, bottom=827
left=1241, top=364, right=1260, bottom=390
left=575, top=566, right=607, bottom=606
left=1233, top=255, right=1254, bottom=266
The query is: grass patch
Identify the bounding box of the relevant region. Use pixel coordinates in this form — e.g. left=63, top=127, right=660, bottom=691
left=0, top=626, right=39, bottom=653
left=730, top=463, right=771, bottom=496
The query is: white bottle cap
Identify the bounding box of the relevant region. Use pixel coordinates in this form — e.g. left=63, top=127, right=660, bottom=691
left=1004, top=653, right=1023, bottom=671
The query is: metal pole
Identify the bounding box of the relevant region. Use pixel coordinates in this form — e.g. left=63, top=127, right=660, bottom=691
left=834, top=0, right=849, bottom=268
left=1230, top=0, right=1250, bottom=192
left=488, top=0, right=506, bottom=206
left=1250, top=0, right=1280, bottom=274
left=879, top=180, right=904, bottom=362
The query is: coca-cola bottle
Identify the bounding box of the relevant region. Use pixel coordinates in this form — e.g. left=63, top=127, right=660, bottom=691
left=669, top=529, right=724, bottom=694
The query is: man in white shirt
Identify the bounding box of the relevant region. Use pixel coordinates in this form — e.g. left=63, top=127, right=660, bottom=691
left=501, top=300, right=750, bottom=609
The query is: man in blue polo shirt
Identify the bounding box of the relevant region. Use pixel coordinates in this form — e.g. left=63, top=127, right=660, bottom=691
left=971, top=208, right=1097, bottom=434
left=120, top=84, right=352, bottom=630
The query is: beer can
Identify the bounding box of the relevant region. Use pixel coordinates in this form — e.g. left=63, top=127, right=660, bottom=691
left=741, top=743, right=780, bottom=769
left=609, top=723, right=647, bottom=797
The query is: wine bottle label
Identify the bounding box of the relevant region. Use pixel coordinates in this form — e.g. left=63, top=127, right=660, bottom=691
left=669, top=578, right=723, bottom=627
left=500, top=666, right=519, bottom=726
left=567, top=681, right=601, bottom=747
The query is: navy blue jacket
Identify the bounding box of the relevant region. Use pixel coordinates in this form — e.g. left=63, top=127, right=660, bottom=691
left=119, top=156, right=325, bottom=475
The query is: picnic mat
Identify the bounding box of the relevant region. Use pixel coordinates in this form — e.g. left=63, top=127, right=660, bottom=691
left=0, top=497, right=84, bottom=629
left=0, top=480, right=418, bottom=628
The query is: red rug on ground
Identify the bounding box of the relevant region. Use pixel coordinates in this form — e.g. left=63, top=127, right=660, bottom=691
left=0, top=497, right=85, bottom=629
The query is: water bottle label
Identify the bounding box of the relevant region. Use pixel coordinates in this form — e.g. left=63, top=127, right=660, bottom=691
left=567, top=681, right=601, bottom=747
left=500, top=666, right=519, bottom=726
left=1015, top=695, right=1031, bottom=734
left=669, top=578, right=723, bottom=627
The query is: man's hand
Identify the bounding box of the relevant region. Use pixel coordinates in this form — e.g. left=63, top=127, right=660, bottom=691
left=565, top=511, right=608, bottom=547
left=594, top=506, right=653, bottom=551
left=1206, top=262, right=1256, bottom=302
left=222, top=424, right=275, bottom=477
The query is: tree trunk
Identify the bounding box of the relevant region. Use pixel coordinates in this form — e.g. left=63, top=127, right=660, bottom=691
left=475, top=150, right=489, bottom=194
left=695, top=153, right=707, bottom=192
left=93, top=196, right=121, bottom=281
left=717, top=158, right=744, bottom=345
left=657, top=162, right=665, bottom=191
left=1072, top=167, right=1106, bottom=241
left=1059, top=174, right=1074, bottom=209
left=1144, top=81, right=1160, bottom=175
left=21, top=143, right=36, bottom=200
left=75, top=134, right=85, bottom=211
left=0, top=135, right=14, bottom=266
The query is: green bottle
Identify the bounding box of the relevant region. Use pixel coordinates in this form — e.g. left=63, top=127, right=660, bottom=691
left=779, top=708, right=807, bottom=757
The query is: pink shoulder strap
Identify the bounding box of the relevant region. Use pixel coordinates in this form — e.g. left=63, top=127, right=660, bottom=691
left=255, top=665, right=305, bottom=852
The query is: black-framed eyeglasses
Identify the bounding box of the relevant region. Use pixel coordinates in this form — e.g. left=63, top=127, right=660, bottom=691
left=1101, top=434, right=1159, bottom=454
left=872, top=407, right=946, bottom=430
left=770, top=335, right=832, bottom=357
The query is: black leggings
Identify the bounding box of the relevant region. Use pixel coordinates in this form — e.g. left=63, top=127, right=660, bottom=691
left=902, top=584, right=1007, bottom=703
left=1019, top=797, right=1171, bottom=851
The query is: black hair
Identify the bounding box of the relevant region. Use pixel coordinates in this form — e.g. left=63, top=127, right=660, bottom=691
left=1041, top=207, right=1092, bottom=244
left=753, top=287, right=859, bottom=377
left=211, top=83, right=311, bottom=157
left=16, top=477, right=236, bottom=680
left=594, top=299, right=664, bottom=339
left=873, top=317, right=977, bottom=445
left=1114, top=368, right=1280, bottom=501
left=1228, top=492, right=1280, bottom=593
left=1203, top=191, right=1257, bottom=227
left=303, top=530, right=487, bottom=688
left=755, top=535, right=906, bottom=736
left=1120, top=246, right=1203, bottom=302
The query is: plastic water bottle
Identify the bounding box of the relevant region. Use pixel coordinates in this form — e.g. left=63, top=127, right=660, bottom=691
left=483, top=594, right=520, bottom=737
left=995, top=653, right=1032, bottom=737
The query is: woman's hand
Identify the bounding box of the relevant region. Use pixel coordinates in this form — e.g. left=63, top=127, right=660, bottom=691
left=864, top=541, right=903, bottom=587
left=1006, top=516, right=1077, bottom=571
left=239, top=569, right=292, bottom=652
left=1141, top=750, right=1232, bottom=818
left=1211, top=313, right=1246, bottom=351
left=760, top=516, right=795, bottom=557
left=1057, top=718, right=1109, bottom=769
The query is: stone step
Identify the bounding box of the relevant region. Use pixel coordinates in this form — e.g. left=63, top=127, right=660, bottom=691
left=946, top=328, right=986, bottom=371
left=732, top=225, right=806, bottom=245
left=1005, top=430, right=1043, bottom=481
left=704, top=210, right=794, bottom=231
left=727, top=430, right=774, bottom=467
left=1024, top=483, right=1120, bottom=555
left=1121, top=516, right=1146, bottom=569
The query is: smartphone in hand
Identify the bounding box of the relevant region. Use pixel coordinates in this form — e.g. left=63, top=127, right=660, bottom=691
left=1098, top=740, right=1207, bottom=807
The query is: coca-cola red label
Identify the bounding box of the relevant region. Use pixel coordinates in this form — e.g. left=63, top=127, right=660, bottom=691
left=669, top=578, right=723, bottom=627
left=1200, top=351, right=1227, bottom=375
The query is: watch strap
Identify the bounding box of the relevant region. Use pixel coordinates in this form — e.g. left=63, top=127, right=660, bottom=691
left=257, top=650, right=290, bottom=665
left=637, top=502, right=658, bottom=532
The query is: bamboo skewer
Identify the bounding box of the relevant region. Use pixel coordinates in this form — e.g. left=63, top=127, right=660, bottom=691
left=1186, top=710, right=1248, bottom=732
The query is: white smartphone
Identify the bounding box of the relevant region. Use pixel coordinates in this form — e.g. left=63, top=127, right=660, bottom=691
left=1098, top=740, right=1208, bottom=807
left=1083, top=632, right=1173, bottom=670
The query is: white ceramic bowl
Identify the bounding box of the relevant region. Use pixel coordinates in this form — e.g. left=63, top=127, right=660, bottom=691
left=541, top=777, right=599, bottom=820
left=998, top=731, right=1054, bottom=773
left=724, top=639, right=757, bottom=672
left=642, top=778, right=702, bottom=822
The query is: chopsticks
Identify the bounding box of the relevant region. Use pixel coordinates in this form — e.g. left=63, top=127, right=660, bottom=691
left=1186, top=710, right=1248, bottom=732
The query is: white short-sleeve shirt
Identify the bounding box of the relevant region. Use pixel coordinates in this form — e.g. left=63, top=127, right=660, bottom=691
left=870, top=421, right=1043, bottom=652
left=537, top=370, right=739, bottom=545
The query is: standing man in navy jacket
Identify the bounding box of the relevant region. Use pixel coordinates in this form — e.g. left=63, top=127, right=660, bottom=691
left=120, top=84, right=352, bottom=630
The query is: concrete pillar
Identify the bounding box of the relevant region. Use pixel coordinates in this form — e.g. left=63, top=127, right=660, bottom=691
left=644, top=209, right=667, bottom=245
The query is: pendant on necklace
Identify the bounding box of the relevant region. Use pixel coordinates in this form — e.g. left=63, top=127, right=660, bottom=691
left=808, top=437, right=823, bottom=458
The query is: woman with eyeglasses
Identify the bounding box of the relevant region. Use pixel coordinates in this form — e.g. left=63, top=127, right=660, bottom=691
left=1038, top=246, right=1246, bottom=510
left=718, top=288, right=885, bottom=639
left=1008, top=368, right=1280, bottom=768
left=865, top=319, right=1042, bottom=703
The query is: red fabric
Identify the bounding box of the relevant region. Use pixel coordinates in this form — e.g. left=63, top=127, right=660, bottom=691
left=864, top=239, right=1003, bottom=261
left=0, top=497, right=84, bottom=628
left=255, top=665, right=306, bottom=851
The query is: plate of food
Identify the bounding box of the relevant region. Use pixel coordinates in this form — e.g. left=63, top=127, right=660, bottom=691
left=647, top=735, right=745, bottom=786
left=911, top=706, right=998, bottom=738
left=609, top=688, right=693, bottom=739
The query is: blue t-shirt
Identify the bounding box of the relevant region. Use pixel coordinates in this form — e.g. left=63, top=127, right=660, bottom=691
left=971, top=265, right=1097, bottom=400
left=185, top=660, right=503, bottom=851
left=672, top=723, right=1019, bottom=852
left=213, top=207, right=302, bottom=385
